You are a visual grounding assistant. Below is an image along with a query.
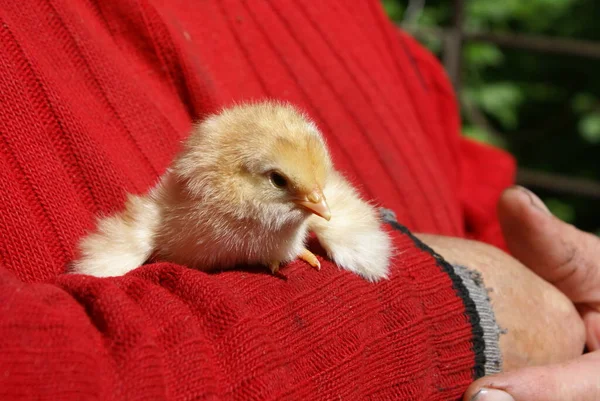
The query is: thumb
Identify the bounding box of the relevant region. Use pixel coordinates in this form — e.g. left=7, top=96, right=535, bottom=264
left=463, top=351, right=600, bottom=401
left=497, top=186, right=600, bottom=304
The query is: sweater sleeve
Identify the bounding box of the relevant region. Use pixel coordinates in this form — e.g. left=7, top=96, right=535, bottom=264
left=452, top=265, right=503, bottom=376
left=1, top=224, right=493, bottom=401
left=396, top=30, right=517, bottom=250
left=0, top=1, right=502, bottom=400
left=380, top=208, right=503, bottom=378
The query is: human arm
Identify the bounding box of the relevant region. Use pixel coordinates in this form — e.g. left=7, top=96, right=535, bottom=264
left=415, top=233, right=586, bottom=371
left=461, top=186, right=600, bottom=401
left=0, top=1, right=569, bottom=399
left=396, top=29, right=586, bottom=374
left=0, top=224, right=503, bottom=401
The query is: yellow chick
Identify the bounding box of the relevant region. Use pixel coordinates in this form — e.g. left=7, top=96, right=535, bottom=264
left=71, top=101, right=391, bottom=281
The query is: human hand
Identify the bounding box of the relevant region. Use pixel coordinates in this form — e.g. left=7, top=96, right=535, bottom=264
left=464, top=186, right=600, bottom=401
left=416, top=234, right=585, bottom=371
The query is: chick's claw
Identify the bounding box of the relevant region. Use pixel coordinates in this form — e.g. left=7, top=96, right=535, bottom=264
left=268, top=262, right=289, bottom=280
left=299, top=248, right=321, bottom=271
left=269, top=261, right=281, bottom=275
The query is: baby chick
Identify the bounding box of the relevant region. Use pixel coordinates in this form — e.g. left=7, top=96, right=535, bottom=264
left=72, top=101, right=391, bottom=281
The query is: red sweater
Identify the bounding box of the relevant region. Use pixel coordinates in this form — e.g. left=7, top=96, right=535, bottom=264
left=0, top=0, right=515, bottom=399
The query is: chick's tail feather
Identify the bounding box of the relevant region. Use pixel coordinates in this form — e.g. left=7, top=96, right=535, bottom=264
left=70, top=194, right=161, bottom=277
left=308, top=171, right=392, bottom=282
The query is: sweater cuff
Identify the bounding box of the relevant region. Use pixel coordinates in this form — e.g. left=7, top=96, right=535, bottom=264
left=452, top=265, right=503, bottom=375
left=380, top=208, right=503, bottom=378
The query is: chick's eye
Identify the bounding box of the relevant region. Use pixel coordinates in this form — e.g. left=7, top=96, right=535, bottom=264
left=269, top=172, right=288, bottom=189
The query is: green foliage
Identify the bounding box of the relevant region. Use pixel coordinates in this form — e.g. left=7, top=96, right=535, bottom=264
left=544, top=198, right=576, bottom=222
left=579, top=114, right=600, bottom=144
left=572, top=93, right=596, bottom=114
left=464, top=43, right=504, bottom=69
left=465, top=82, right=524, bottom=130
left=384, top=0, right=600, bottom=234
left=466, top=0, right=574, bottom=31
left=381, top=0, right=404, bottom=21
left=462, top=125, right=507, bottom=148
left=572, top=93, right=600, bottom=144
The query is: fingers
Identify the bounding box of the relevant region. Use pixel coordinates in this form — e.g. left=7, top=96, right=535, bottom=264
left=579, top=304, right=600, bottom=350
left=463, top=351, right=600, bottom=401
left=497, top=186, right=600, bottom=304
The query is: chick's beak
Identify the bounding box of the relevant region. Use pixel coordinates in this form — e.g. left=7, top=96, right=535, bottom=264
left=295, top=190, right=331, bottom=221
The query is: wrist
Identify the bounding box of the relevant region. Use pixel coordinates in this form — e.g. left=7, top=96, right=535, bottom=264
left=413, top=232, right=585, bottom=371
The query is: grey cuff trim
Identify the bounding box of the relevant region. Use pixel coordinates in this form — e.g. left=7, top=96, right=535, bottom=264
left=379, top=207, right=501, bottom=377
left=453, top=265, right=503, bottom=375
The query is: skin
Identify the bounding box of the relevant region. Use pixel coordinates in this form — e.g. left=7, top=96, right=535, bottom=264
left=461, top=187, right=600, bottom=401
left=418, top=186, right=600, bottom=401
left=415, top=234, right=585, bottom=371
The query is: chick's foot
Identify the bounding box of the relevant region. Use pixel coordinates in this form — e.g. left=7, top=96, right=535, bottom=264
left=267, top=249, right=320, bottom=277
left=298, top=248, right=321, bottom=271
left=269, top=261, right=281, bottom=275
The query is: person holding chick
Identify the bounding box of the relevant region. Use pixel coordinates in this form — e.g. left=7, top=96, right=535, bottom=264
left=0, top=0, right=592, bottom=400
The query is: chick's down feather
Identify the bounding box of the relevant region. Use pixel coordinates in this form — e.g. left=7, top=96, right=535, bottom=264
left=309, top=171, right=392, bottom=282
left=71, top=101, right=392, bottom=281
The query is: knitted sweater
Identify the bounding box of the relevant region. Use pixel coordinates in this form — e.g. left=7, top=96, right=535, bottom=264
left=0, top=0, right=514, bottom=399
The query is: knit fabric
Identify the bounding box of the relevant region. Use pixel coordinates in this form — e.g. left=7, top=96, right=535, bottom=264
left=380, top=209, right=504, bottom=376
left=0, top=0, right=516, bottom=400
left=379, top=208, right=487, bottom=380
left=453, top=266, right=503, bottom=376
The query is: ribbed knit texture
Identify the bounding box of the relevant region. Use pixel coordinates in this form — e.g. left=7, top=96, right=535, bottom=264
left=0, top=0, right=515, bottom=400
left=453, top=265, right=503, bottom=376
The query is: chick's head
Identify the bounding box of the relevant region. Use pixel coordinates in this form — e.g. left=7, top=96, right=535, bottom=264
left=174, top=101, right=333, bottom=227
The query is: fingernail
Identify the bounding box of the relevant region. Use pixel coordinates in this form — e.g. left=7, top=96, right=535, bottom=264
left=472, top=388, right=515, bottom=401
left=514, top=185, right=551, bottom=215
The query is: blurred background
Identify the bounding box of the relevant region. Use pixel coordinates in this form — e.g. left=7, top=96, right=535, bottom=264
left=383, top=0, right=600, bottom=236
